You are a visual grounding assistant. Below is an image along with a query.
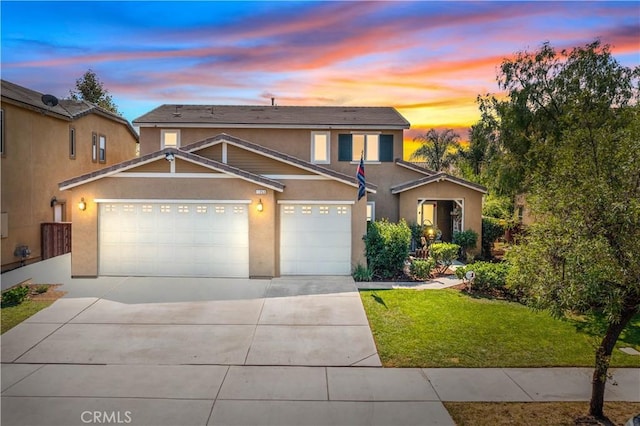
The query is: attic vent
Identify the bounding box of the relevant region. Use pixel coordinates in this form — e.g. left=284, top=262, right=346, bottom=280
left=251, top=108, right=265, bottom=112
left=173, top=105, right=182, bottom=117
left=343, top=109, right=357, bottom=112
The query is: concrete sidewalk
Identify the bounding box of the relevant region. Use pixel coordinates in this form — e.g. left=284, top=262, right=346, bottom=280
left=1, top=364, right=638, bottom=426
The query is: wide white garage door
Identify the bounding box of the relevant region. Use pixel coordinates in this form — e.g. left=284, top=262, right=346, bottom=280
left=99, top=202, right=249, bottom=277
left=280, top=204, right=351, bottom=275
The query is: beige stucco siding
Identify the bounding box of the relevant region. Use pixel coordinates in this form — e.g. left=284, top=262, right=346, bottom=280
left=68, top=177, right=276, bottom=277
left=398, top=180, right=484, bottom=255
left=1, top=103, right=137, bottom=270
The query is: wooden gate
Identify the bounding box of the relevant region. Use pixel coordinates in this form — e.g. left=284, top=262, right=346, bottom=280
left=41, top=222, right=71, bottom=260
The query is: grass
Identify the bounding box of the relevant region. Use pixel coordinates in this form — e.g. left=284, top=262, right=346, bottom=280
left=444, top=402, right=640, bottom=426
left=360, top=289, right=640, bottom=367
left=1, top=299, right=55, bottom=334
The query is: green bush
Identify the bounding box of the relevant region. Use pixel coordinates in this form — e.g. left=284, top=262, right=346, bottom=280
left=352, top=263, right=373, bottom=282
left=1, top=285, right=30, bottom=307
left=456, top=261, right=511, bottom=294
left=482, top=193, right=513, bottom=219
left=482, top=217, right=506, bottom=259
left=452, top=229, right=478, bottom=259
left=364, top=219, right=412, bottom=279
left=410, top=258, right=436, bottom=280
left=429, top=242, right=460, bottom=273
left=35, top=285, right=49, bottom=294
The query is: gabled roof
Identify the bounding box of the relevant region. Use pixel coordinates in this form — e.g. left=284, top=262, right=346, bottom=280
left=395, top=159, right=438, bottom=176
left=59, top=148, right=284, bottom=192
left=390, top=172, right=488, bottom=194
left=1, top=79, right=139, bottom=140
left=183, top=133, right=377, bottom=193
left=133, top=105, right=410, bottom=130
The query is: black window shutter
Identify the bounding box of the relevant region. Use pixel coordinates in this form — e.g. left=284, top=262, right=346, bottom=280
left=338, top=134, right=352, bottom=161
left=379, top=134, right=394, bottom=162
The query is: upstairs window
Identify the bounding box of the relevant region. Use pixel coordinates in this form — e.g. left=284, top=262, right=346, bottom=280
left=311, top=131, right=330, bottom=164
left=162, top=129, right=180, bottom=149
left=91, top=133, right=98, bottom=162
left=69, top=127, right=76, bottom=159
left=352, top=134, right=379, bottom=161
left=98, top=135, right=106, bottom=163
left=338, top=133, right=394, bottom=162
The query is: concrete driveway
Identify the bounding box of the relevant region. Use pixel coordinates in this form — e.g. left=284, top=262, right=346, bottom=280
left=2, top=275, right=381, bottom=367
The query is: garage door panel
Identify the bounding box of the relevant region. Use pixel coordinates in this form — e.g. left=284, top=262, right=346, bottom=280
left=280, top=204, right=351, bottom=275
left=100, top=203, right=249, bottom=277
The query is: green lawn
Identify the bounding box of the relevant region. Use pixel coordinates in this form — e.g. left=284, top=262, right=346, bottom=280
left=360, top=289, right=640, bottom=367
left=1, top=300, right=54, bottom=334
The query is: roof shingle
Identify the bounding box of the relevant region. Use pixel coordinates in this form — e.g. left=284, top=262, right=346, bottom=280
left=133, top=105, right=410, bottom=129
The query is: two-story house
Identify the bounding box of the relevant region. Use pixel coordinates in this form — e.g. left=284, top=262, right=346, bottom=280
left=60, top=104, right=485, bottom=278
left=1, top=80, right=138, bottom=272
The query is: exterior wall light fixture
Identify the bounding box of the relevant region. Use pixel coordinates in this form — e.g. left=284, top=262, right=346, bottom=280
left=78, top=198, right=87, bottom=211
left=256, top=199, right=264, bottom=212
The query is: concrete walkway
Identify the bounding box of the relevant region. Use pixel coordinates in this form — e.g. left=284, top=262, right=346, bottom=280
left=2, top=364, right=638, bottom=425
left=1, top=260, right=639, bottom=425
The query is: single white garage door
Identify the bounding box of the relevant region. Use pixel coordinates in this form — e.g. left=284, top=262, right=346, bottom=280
left=99, top=202, right=249, bottom=277
left=280, top=204, right=351, bottom=275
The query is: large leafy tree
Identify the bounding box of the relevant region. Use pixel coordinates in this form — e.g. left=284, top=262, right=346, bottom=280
left=481, top=41, right=639, bottom=421
left=410, top=128, right=460, bottom=171
left=70, top=69, right=120, bottom=114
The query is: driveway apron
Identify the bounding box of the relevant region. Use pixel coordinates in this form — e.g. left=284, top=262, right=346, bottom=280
left=2, top=276, right=380, bottom=366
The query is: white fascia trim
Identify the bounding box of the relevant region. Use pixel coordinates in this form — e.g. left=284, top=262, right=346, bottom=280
left=112, top=173, right=234, bottom=179
left=263, top=175, right=329, bottom=180
left=94, top=199, right=252, bottom=204
left=59, top=156, right=166, bottom=190
left=277, top=200, right=356, bottom=205
left=135, top=123, right=409, bottom=130
left=396, top=177, right=487, bottom=194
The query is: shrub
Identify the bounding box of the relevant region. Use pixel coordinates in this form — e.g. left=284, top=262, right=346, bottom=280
left=456, top=261, right=512, bottom=294
left=410, top=258, right=436, bottom=280
left=35, top=285, right=49, bottom=294
left=429, top=242, right=460, bottom=273
left=482, top=217, right=506, bottom=259
left=1, top=285, right=30, bottom=307
left=452, top=229, right=478, bottom=259
left=352, top=263, right=373, bottom=282
left=364, top=219, right=412, bottom=279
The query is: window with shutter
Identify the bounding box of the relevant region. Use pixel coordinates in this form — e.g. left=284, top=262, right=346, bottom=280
left=380, top=134, right=394, bottom=162
left=338, top=134, right=352, bottom=161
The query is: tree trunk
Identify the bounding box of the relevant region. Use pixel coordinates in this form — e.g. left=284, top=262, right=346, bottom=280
left=589, top=306, right=637, bottom=418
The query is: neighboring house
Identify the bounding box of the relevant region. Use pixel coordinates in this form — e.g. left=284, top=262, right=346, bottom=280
left=0, top=80, right=139, bottom=272
left=60, top=104, right=485, bottom=278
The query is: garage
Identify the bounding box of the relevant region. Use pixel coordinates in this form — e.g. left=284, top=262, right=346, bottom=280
left=279, top=203, right=352, bottom=275
left=99, top=201, right=249, bottom=277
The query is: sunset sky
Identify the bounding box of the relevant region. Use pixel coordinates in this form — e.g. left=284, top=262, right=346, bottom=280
left=2, top=1, right=638, bottom=154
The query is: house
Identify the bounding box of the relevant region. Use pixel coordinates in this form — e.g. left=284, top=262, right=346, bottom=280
left=60, top=104, right=485, bottom=278
left=0, top=80, right=139, bottom=271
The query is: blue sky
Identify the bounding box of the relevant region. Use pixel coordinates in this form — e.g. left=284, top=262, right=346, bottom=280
left=2, top=1, right=638, bottom=140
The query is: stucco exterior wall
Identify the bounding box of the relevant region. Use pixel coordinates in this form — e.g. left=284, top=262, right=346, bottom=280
left=398, top=180, right=484, bottom=255
left=67, top=176, right=364, bottom=278
left=68, top=177, right=275, bottom=277
left=1, top=103, right=137, bottom=270
left=140, top=126, right=408, bottom=219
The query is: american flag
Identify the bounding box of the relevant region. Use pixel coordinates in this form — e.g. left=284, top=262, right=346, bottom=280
left=357, top=153, right=366, bottom=201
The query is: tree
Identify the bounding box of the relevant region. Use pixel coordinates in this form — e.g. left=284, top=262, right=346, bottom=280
left=410, top=128, right=460, bottom=171
left=455, top=122, right=499, bottom=185
left=481, top=41, right=639, bottom=421
left=70, top=69, right=120, bottom=114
